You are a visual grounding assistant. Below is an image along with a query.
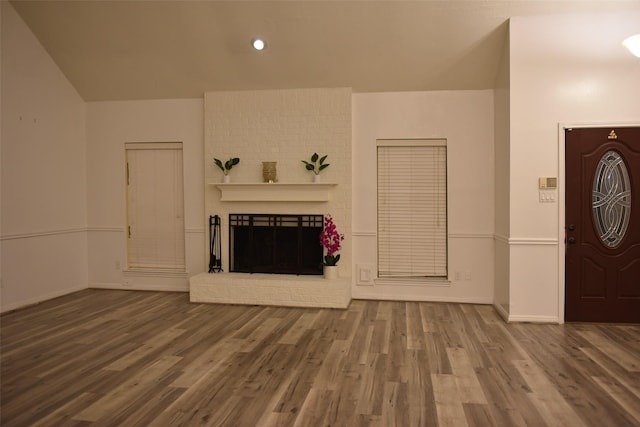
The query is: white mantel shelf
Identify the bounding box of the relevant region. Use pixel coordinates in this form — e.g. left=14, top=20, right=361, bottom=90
left=212, top=183, right=337, bottom=202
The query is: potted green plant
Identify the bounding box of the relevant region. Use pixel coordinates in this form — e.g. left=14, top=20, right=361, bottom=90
left=302, top=153, right=329, bottom=182
left=214, top=157, right=240, bottom=183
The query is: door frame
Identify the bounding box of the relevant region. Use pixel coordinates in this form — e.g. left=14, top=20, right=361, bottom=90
left=557, top=121, right=640, bottom=323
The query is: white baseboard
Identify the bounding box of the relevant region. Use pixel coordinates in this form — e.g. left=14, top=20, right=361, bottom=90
left=507, top=314, right=560, bottom=324
left=493, top=302, right=510, bottom=322
left=89, top=282, right=188, bottom=292
left=491, top=302, right=559, bottom=323
left=353, top=293, right=492, bottom=304
left=0, top=284, right=87, bottom=314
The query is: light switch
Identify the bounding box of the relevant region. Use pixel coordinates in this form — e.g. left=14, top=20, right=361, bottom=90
left=539, top=191, right=556, bottom=203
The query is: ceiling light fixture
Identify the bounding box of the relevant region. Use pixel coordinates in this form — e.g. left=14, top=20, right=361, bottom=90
left=622, top=34, right=640, bottom=58
left=252, top=38, right=266, bottom=51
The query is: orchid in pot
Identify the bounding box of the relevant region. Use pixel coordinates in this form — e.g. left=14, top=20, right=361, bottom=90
left=320, top=215, right=344, bottom=279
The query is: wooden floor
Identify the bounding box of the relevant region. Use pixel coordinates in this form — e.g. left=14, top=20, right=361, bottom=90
left=1, top=290, right=639, bottom=427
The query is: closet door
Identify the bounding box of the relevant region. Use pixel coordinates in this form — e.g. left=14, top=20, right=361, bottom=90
left=126, top=142, right=185, bottom=271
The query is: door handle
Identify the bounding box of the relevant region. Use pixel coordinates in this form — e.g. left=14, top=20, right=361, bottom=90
left=568, top=224, right=576, bottom=231
left=568, top=237, right=576, bottom=244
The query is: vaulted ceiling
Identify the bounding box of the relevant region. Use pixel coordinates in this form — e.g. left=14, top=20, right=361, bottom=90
left=10, top=0, right=640, bottom=101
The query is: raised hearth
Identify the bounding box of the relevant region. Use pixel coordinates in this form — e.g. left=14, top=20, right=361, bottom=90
left=190, top=272, right=351, bottom=309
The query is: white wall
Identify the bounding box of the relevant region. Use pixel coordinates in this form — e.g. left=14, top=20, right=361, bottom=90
left=493, top=31, right=510, bottom=318
left=352, top=90, right=495, bottom=303
left=7, top=1, right=638, bottom=319
left=1, top=2, right=4, bottom=305
left=508, top=11, right=640, bottom=322
left=86, top=99, right=205, bottom=290
left=1, top=2, right=88, bottom=311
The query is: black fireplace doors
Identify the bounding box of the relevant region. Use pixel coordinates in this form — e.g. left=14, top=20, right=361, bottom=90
left=229, top=214, right=323, bottom=275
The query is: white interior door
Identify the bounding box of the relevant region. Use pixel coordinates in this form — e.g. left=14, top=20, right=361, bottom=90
left=126, top=142, right=185, bottom=271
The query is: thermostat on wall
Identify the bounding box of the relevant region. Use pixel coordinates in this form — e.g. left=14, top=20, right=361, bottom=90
left=539, top=177, right=557, bottom=189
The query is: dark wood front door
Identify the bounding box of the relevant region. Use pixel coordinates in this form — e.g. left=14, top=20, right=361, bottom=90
left=565, top=127, right=640, bottom=323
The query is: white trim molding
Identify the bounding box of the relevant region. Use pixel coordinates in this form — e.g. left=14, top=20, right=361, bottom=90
left=87, top=226, right=203, bottom=235
left=373, top=278, right=451, bottom=287
left=354, top=294, right=492, bottom=305
left=508, top=237, right=559, bottom=245
left=449, top=233, right=494, bottom=240
left=1, top=227, right=87, bottom=241
left=493, top=303, right=510, bottom=322
left=494, top=235, right=559, bottom=246
left=494, top=234, right=509, bottom=244
left=123, top=269, right=188, bottom=278
left=352, top=231, right=376, bottom=237
left=353, top=231, right=495, bottom=240
left=89, top=282, right=189, bottom=292
left=185, top=227, right=205, bottom=234
left=506, top=314, right=560, bottom=324
left=87, top=226, right=125, bottom=233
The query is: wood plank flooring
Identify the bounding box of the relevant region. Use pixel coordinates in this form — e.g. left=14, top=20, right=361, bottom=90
left=1, top=289, right=639, bottom=426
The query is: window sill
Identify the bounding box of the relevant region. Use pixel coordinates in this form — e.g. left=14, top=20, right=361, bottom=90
left=124, top=268, right=188, bottom=278
left=374, top=277, right=451, bottom=287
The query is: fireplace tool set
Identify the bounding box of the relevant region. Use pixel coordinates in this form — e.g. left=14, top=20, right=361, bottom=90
left=208, top=215, right=222, bottom=273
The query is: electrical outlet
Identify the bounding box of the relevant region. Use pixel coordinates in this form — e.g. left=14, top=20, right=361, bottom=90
left=357, top=264, right=375, bottom=286
left=114, top=260, right=121, bottom=270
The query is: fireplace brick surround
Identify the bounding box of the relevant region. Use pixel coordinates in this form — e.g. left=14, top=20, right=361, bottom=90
left=190, top=273, right=351, bottom=308
left=189, top=88, right=352, bottom=308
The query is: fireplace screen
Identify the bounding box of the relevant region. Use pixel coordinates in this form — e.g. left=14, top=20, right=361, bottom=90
left=229, top=214, right=324, bottom=275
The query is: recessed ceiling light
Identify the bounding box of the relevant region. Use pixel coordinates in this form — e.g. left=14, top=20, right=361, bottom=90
left=622, top=34, right=640, bottom=58
left=252, top=38, right=266, bottom=51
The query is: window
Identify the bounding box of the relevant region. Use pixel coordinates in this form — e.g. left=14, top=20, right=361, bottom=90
left=125, top=142, right=185, bottom=271
left=377, top=139, right=447, bottom=279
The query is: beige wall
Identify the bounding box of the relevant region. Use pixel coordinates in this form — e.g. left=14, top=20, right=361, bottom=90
left=1, top=2, right=87, bottom=311
left=507, top=11, right=640, bottom=322
left=86, top=99, right=205, bottom=291
left=352, top=90, right=495, bottom=303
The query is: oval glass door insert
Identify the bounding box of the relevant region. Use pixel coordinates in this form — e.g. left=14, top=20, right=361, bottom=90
left=592, top=150, right=631, bottom=248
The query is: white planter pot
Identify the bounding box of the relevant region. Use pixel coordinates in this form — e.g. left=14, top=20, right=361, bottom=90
left=323, top=265, right=338, bottom=280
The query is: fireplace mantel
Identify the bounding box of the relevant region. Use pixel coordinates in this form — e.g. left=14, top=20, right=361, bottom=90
left=212, top=183, right=337, bottom=202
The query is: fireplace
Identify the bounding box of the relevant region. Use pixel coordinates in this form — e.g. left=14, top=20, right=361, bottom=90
left=229, top=214, right=324, bottom=275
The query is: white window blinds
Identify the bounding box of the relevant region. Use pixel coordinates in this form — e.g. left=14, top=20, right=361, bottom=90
left=377, top=140, right=447, bottom=278
left=126, top=143, right=186, bottom=271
